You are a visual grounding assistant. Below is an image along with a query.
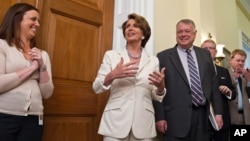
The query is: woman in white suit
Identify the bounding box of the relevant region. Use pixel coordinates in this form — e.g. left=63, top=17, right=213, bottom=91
left=93, top=13, right=166, bottom=141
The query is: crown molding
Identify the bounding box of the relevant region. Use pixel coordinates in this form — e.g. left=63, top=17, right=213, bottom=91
left=236, top=0, right=250, bottom=22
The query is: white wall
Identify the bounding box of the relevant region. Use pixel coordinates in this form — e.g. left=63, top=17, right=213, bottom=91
left=154, top=0, right=250, bottom=55
left=113, top=0, right=250, bottom=57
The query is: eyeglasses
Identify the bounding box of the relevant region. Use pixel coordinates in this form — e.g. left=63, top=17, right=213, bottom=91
left=203, top=47, right=216, bottom=50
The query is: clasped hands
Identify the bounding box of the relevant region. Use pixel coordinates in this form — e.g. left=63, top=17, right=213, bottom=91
left=29, top=47, right=45, bottom=69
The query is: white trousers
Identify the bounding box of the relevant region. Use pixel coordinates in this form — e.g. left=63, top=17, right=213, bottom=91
left=103, top=130, right=153, bottom=141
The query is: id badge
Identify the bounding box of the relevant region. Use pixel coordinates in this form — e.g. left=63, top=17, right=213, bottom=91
left=38, top=115, right=43, bottom=125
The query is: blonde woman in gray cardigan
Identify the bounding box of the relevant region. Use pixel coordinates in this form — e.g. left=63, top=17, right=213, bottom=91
left=0, top=3, right=54, bottom=141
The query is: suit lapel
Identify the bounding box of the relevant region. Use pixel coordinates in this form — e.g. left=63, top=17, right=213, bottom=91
left=117, top=48, right=130, bottom=63
left=228, top=68, right=237, bottom=86
left=138, top=49, right=150, bottom=73
left=194, top=47, right=205, bottom=82
left=169, top=47, right=189, bottom=86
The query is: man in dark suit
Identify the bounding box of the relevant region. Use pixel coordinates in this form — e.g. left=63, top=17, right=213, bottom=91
left=201, top=39, right=236, bottom=141
left=153, top=19, right=223, bottom=141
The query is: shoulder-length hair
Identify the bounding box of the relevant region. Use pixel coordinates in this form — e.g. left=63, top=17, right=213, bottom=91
left=0, top=3, right=39, bottom=49
left=121, top=13, right=151, bottom=48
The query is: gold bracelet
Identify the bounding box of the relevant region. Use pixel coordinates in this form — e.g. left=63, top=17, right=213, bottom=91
left=40, top=65, right=47, bottom=72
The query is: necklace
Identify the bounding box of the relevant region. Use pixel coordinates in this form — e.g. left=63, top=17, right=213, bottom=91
left=126, top=47, right=142, bottom=59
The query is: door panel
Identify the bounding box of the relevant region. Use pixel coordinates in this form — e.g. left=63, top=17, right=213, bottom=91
left=36, top=0, right=114, bottom=141
left=44, top=116, right=95, bottom=141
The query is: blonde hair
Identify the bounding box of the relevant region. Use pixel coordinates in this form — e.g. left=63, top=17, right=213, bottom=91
left=201, top=39, right=216, bottom=47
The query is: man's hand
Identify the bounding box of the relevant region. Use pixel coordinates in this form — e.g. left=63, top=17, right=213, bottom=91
left=156, top=120, right=167, bottom=133
left=215, top=115, right=223, bottom=130
left=219, top=85, right=231, bottom=96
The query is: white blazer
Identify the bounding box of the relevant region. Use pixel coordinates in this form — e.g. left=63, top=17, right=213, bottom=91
left=92, top=47, right=165, bottom=139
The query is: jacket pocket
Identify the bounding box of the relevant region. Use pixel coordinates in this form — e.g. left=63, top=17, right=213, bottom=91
left=144, top=102, right=154, bottom=114
left=104, top=100, right=123, bottom=111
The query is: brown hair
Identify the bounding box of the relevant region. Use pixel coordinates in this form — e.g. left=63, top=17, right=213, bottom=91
left=230, top=49, right=247, bottom=59
left=0, top=3, right=39, bottom=49
left=121, top=13, right=151, bottom=48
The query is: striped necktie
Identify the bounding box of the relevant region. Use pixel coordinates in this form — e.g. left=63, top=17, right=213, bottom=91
left=186, top=49, right=204, bottom=106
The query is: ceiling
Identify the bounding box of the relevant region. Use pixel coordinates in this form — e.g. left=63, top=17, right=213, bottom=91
left=237, top=0, right=250, bottom=21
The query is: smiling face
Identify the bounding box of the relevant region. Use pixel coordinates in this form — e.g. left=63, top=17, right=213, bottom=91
left=176, top=21, right=197, bottom=49
left=124, top=19, right=144, bottom=44
left=20, top=10, right=40, bottom=40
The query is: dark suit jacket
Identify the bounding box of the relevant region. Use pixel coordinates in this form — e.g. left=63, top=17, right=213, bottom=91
left=215, top=65, right=236, bottom=129
left=153, top=45, right=223, bottom=138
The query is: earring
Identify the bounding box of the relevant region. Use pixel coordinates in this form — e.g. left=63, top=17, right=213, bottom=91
left=142, top=36, right=145, bottom=40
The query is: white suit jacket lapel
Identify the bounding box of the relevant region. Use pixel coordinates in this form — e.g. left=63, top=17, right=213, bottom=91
left=138, top=49, right=150, bottom=73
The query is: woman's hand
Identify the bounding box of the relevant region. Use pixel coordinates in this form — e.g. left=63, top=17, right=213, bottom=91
left=148, top=67, right=166, bottom=92
left=29, top=47, right=44, bottom=67
left=112, top=57, right=139, bottom=79
left=30, top=59, right=39, bottom=70
left=103, top=57, right=139, bottom=86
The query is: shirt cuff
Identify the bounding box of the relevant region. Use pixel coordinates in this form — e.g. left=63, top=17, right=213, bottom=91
left=247, top=82, right=250, bottom=87
left=226, top=91, right=232, bottom=100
